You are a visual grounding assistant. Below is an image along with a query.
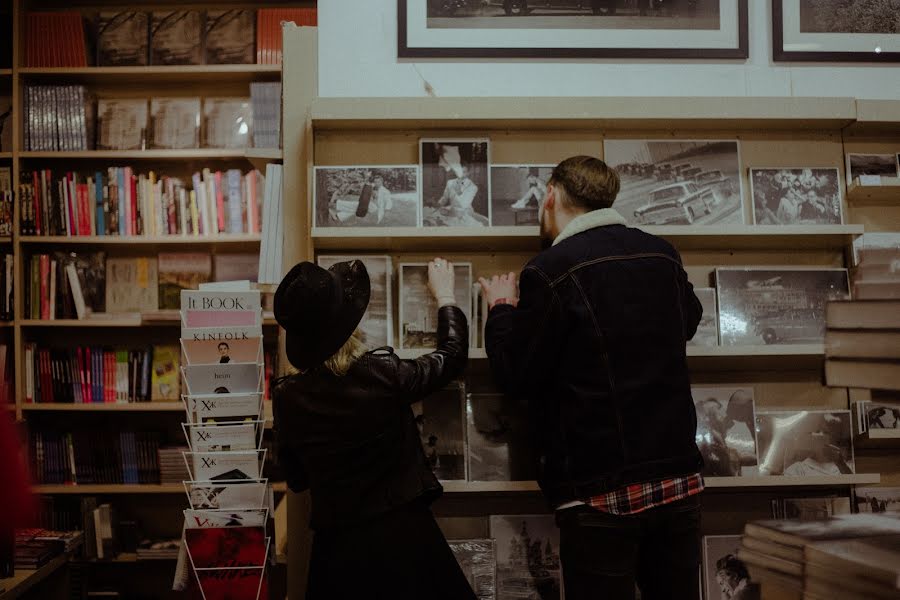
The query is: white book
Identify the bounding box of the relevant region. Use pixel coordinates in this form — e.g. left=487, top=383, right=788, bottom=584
left=181, top=363, right=263, bottom=396
left=185, top=392, right=263, bottom=423
left=66, top=263, right=87, bottom=319
left=180, top=325, right=264, bottom=342
left=179, top=188, right=188, bottom=235
left=185, top=480, right=269, bottom=510
left=273, top=165, right=283, bottom=282
left=204, top=169, right=218, bottom=235
left=187, top=422, right=260, bottom=453
left=180, top=290, right=262, bottom=312
left=183, top=508, right=268, bottom=529
left=188, top=449, right=264, bottom=481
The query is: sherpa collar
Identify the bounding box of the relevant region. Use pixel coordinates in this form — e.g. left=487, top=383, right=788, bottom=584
left=553, top=208, right=627, bottom=246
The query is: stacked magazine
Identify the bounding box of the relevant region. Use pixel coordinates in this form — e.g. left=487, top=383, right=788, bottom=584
left=173, top=283, right=271, bottom=599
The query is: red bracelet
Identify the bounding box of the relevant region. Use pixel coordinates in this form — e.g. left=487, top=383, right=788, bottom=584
left=491, top=298, right=518, bottom=309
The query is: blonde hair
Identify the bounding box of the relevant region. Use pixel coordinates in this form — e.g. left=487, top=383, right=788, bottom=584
left=323, top=330, right=368, bottom=376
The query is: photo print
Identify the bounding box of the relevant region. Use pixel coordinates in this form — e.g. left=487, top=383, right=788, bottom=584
left=689, top=288, right=719, bottom=347
left=186, top=481, right=268, bottom=510
left=692, top=386, right=758, bottom=477
left=781, top=497, right=851, bottom=521
left=467, top=393, right=536, bottom=482
left=412, top=385, right=467, bottom=481
left=490, top=515, right=562, bottom=600
left=313, top=165, right=420, bottom=228
left=750, top=168, right=843, bottom=225
left=603, top=139, right=743, bottom=226
left=317, top=255, right=393, bottom=349
left=420, top=139, right=491, bottom=228
left=449, top=540, right=496, bottom=600
left=846, top=154, right=899, bottom=182
left=866, top=402, right=900, bottom=430
left=399, top=263, right=473, bottom=350
left=715, top=268, right=850, bottom=346
left=854, top=487, right=900, bottom=514
left=702, top=536, right=760, bottom=600
left=756, top=410, right=855, bottom=477
left=490, top=164, right=554, bottom=227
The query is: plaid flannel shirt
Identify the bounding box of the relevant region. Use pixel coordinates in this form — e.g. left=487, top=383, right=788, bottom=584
left=585, top=473, right=704, bottom=516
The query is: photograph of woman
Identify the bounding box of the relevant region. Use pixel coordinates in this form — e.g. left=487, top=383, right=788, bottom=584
left=271, top=258, right=475, bottom=599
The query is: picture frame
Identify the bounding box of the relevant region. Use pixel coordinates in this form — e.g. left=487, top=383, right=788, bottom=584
left=399, top=0, right=749, bottom=60
left=749, top=167, right=843, bottom=226
left=773, top=0, right=900, bottom=63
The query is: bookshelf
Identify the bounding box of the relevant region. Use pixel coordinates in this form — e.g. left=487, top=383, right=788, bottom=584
left=21, top=402, right=185, bottom=412
left=32, top=482, right=288, bottom=495
left=18, top=64, right=282, bottom=84
left=0, top=553, right=70, bottom=600
left=20, top=234, right=262, bottom=246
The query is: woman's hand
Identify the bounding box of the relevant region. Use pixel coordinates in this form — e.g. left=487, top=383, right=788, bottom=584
left=428, top=258, right=457, bottom=306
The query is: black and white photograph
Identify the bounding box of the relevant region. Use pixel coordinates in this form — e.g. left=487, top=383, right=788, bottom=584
left=400, top=0, right=748, bottom=59
left=750, top=168, right=843, bottom=226
left=97, top=11, right=149, bottom=66
left=702, top=535, right=760, bottom=600
left=413, top=386, right=467, bottom=481
left=449, top=540, right=497, bottom=600
left=689, top=288, right=719, bottom=347
left=866, top=401, right=900, bottom=430
left=314, top=166, right=420, bottom=228
left=854, top=487, right=900, bottom=514
left=756, top=410, right=855, bottom=477
left=846, top=153, right=899, bottom=183
left=490, top=164, right=554, bottom=227
left=715, top=268, right=850, bottom=346
left=781, top=497, right=851, bottom=520
left=603, top=139, right=744, bottom=226
left=774, top=0, right=900, bottom=62
left=317, top=255, right=393, bottom=349
left=421, top=139, right=491, bottom=228
left=490, top=515, right=562, bottom=600
left=467, top=393, right=536, bottom=482
left=399, top=262, right=473, bottom=349
left=692, top=386, right=758, bottom=477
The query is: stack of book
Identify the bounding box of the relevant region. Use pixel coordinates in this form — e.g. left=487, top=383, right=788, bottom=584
left=23, top=85, right=93, bottom=151
left=14, top=529, right=82, bottom=568
left=23, top=251, right=105, bottom=320
left=256, top=8, right=317, bottom=64
left=804, top=535, right=900, bottom=599
left=174, top=285, right=271, bottom=598
left=28, top=430, right=161, bottom=484
left=852, top=233, right=900, bottom=300
left=24, top=12, right=88, bottom=67
left=20, top=168, right=265, bottom=237
left=825, top=299, right=900, bottom=391
left=136, top=539, right=181, bottom=561
left=250, top=83, right=281, bottom=149
left=158, top=446, right=191, bottom=484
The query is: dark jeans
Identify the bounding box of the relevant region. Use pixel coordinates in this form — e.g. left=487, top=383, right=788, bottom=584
left=555, top=494, right=701, bottom=600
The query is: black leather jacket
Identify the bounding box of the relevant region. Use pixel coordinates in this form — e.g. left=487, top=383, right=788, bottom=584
left=486, top=223, right=704, bottom=507
left=273, top=306, right=468, bottom=531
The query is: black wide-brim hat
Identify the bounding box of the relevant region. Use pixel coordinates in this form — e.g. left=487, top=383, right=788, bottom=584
left=274, top=260, right=370, bottom=371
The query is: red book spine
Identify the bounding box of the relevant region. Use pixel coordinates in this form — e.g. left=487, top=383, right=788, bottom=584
left=106, top=351, right=115, bottom=403
left=39, top=255, right=50, bottom=320
left=130, top=173, right=138, bottom=236
left=78, top=184, right=90, bottom=236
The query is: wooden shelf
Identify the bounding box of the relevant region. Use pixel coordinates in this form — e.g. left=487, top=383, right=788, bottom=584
left=22, top=403, right=184, bottom=412
left=0, top=69, right=12, bottom=76
left=0, top=321, right=13, bottom=327
left=310, top=96, right=858, bottom=131
left=0, top=153, right=11, bottom=159
left=19, top=149, right=265, bottom=161
left=244, top=148, right=283, bottom=161
left=0, top=553, right=70, bottom=600
left=34, top=482, right=288, bottom=494
left=18, top=65, right=281, bottom=84
left=847, top=183, right=900, bottom=205
left=0, top=237, right=12, bottom=243
left=20, top=313, right=277, bottom=328
left=443, top=481, right=540, bottom=493
left=19, top=234, right=261, bottom=247
left=312, top=225, right=863, bottom=252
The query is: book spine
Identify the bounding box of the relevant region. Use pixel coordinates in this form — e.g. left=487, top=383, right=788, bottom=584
left=39, top=255, right=50, bottom=320
left=95, top=172, right=105, bottom=236
left=24, top=344, right=34, bottom=403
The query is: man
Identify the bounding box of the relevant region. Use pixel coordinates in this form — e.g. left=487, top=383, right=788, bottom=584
left=480, top=156, right=704, bottom=600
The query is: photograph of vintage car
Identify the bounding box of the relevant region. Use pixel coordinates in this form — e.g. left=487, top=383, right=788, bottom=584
left=604, top=139, right=744, bottom=226
left=715, top=268, right=850, bottom=346
left=429, top=0, right=711, bottom=22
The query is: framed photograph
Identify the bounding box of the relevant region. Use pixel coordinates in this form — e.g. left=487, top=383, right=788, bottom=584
left=774, top=0, right=900, bottom=62
left=413, top=385, right=467, bottom=481
left=490, top=515, right=562, bottom=600
left=865, top=401, right=900, bottom=431
left=749, top=168, right=843, bottom=226
left=317, top=255, right=393, bottom=349
left=702, top=535, right=759, bottom=600
left=692, top=386, right=758, bottom=477
left=449, top=540, right=496, bottom=600
left=781, top=497, right=851, bottom=520
left=755, top=410, right=855, bottom=477
left=846, top=153, right=899, bottom=183
left=490, top=164, right=554, bottom=227
left=466, top=393, right=536, bottom=482
left=399, top=262, right=473, bottom=349
left=603, top=139, right=744, bottom=226
left=715, top=267, right=850, bottom=346
left=399, top=0, right=748, bottom=59
left=689, top=287, right=719, bottom=347
left=313, top=166, right=420, bottom=228
left=854, top=487, right=900, bottom=514
left=421, top=139, right=491, bottom=228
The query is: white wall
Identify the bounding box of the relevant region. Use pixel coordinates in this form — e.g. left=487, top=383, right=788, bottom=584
left=317, top=0, right=900, bottom=99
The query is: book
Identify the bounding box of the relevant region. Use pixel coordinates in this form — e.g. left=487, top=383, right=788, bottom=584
left=256, top=8, right=317, bottom=65
left=186, top=480, right=268, bottom=510
left=150, top=11, right=202, bottom=66
left=96, top=99, right=148, bottom=151
left=184, top=526, right=268, bottom=568
left=151, top=345, right=180, bottom=401
left=106, top=257, right=159, bottom=313
left=158, top=253, right=212, bottom=310
left=182, top=363, right=262, bottom=396
left=150, top=98, right=201, bottom=150
left=205, top=10, right=255, bottom=65
left=183, top=508, right=268, bottom=529
left=186, top=393, right=263, bottom=424
left=805, top=535, right=900, bottom=591
left=181, top=337, right=262, bottom=366
left=187, top=422, right=259, bottom=453
left=189, top=450, right=264, bottom=481
left=826, top=331, right=900, bottom=360
left=826, top=360, right=900, bottom=391
left=250, top=83, right=281, bottom=149
left=25, top=12, right=88, bottom=67
left=96, top=12, right=149, bottom=66
left=827, top=300, right=900, bottom=330
left=744, top=514, right=900, bottom=549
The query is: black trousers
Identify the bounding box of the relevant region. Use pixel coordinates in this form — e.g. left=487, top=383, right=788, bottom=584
left=306, top=500, right=477, bottom=600
left=555, top=495, right=701, bottom=600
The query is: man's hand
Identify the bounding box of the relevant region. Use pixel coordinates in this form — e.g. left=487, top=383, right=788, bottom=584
left=479, top=272, right=519, bottom=308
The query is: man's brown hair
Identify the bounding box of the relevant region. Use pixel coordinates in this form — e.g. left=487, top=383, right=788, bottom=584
left=549, top=156, right=620, bottom=211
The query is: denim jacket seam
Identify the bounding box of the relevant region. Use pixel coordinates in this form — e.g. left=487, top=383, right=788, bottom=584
left=549, top=252, right=682, bottom=287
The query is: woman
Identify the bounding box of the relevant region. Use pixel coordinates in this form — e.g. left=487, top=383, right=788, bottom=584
left=272, top=258, right=474, bottom=600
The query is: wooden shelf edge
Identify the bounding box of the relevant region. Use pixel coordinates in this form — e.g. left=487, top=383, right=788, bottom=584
left=0, top=553, right=70, bottom=599
left=19, top=150, right=258, bottom=160
left=34, top=481, right=288, bottom=494
left=19, top=234, right=261, bottom=245
left=19, top=65, right=280, bottom=76
left=22, top=403, right=184, bottom=412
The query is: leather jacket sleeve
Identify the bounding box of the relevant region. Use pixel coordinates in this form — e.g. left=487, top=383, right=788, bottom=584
left=272, top=381, right=311, bottom=493
left=387, top=305, right=469, bottom=404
